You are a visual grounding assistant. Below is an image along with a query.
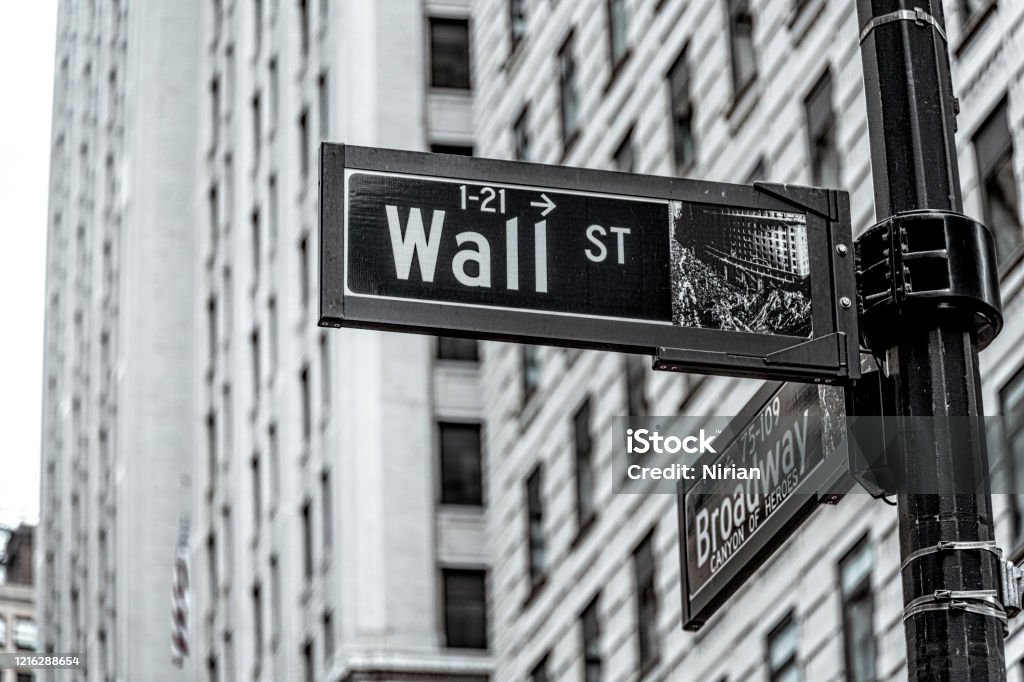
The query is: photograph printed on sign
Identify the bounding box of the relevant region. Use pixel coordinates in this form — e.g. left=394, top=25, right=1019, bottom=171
left=669, top=203, right=813, bottom=336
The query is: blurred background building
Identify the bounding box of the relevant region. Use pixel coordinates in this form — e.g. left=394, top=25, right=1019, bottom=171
left=38, top=1, right=201, bottom=680
left=40, top=0, right=489, bottom=681
left=36, top=0, right=1024, bottom=681
left=471, top=0, right=1024, bottom=680
left=1, top=524, right=38, bottom=682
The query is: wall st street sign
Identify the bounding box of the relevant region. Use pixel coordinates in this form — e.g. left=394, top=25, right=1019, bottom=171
left=677, top=380, right=851, bottom=631
left=320, top=144, right=859, bottom=382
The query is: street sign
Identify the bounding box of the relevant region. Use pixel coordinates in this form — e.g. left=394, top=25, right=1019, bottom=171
left=677, top=380, right=850, bottom=631
left=320, top=144, right=859, bottom=382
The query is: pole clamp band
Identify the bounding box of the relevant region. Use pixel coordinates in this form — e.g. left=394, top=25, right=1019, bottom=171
left=859, top=7, right=948, bottom=44
left=903, top=592, right=1008, bottom=628
left=900, top=540, right=1003, bottom=572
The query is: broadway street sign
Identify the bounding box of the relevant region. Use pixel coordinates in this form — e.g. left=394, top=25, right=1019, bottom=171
left=677, top=380, right=851, bottom=631
left=320, top=144, right=859, bottom=382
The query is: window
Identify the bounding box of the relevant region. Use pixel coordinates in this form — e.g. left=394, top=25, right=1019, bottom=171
left=302, top=640, right=314, bottom=682
left=530, top=654, right=551, bottom=682
left=974, top=99, right=1021, bottom=263
left=633, top=530, right=659, bottom=670
left=514, top=106, right=531, bottom=162
left=607, top=0, right=628, bottom=67
left=252, top=92, right=262, bottom=167
left=207, top=295, right=218, bottom=370
left=210, top=77, right=221, bottom=149
left=207, top=533, right=218, bottom=606
left=439, top=422, right=484, bottom=506
left=840, top=539, right=875, bottom=682
left=574, top=398, right=596, bottom=527
left=299, top=0, right=310, bottom=58
left=430, top=144, right=474, bottom=156
left=1002, top=366, right=1024, bottom=537
left=581, top=596, right=602, bottom=682
left=727, top=0, right=757, bottom=96
left=268, top=59, right=279, bottom=131
left=253, top=0, right=262, bottom=55
left=805, top=70, right=839, bottom=188
left=437, top=336, right=479, bottom=361
left=14, top=617, right=37, bottom=651
left=321, top=469, right=333, bottom=548
left=268, top=175, right=279, bottom=254
left=299, top=235, right=310, bottom=308
left=430, top=18, right=471, bottom=90
left=250, top=328, right=261, bottom=398
left=442, top=568, right=488, bottom=649
left=625, top=355, right=648, bottom=417
left=300, top=365, right=311, bottom=444
left=301, top=500, right=313, bottom=580
left=522, top=345, right=541, bottom=404
left=318, top=71, right=329, bottom=138
left=526, top=465, right=545, bottom=583
left=323, top=610, right=335, bottom=660
left=269, top=423, right=280, bottom=509
left=299, top=108, right=310, bottom=178
left=319, top=333, right=330, bottom=409
left=613, top=129, right=634, bottom=173
left=251, top=208, right=261, bottom=284
left=268, top=295, right=278, bottom=379
left=251, top=454, right=262, bottom=531
left=509, top=0, right=527, bottom=49
left=252, top=584, right=263, bottom=670
left=0, top=615, right=6, bottom=646
left=270, top=554, right=282, bottom=648
left=767, top=612, right=800, bottom=682
left=668, top=46, right=695, bottom=174
left=559, top=34, right=580, bottom=147
left=961, top=0, right=988, bottom=23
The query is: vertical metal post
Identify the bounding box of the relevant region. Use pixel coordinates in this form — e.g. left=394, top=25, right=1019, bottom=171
left=856, top=0, right=1005, bottom=678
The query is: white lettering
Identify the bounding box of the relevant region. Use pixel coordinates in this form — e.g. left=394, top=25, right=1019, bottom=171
left=385, top=206, right=445, bottom=282
left=452, top=232, right=491, bottom=287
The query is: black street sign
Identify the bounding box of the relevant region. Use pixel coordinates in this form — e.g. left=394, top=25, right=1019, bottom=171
left=320, top=144, right=859, bottom=382
left=677, top=380, right=851, bottom=631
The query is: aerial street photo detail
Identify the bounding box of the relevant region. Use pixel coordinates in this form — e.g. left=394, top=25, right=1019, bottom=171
left=3, top=0, right=1024, bottom=680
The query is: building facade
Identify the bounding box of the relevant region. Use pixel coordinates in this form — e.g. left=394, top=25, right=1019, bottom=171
left=41, top=0, right=489, bottom=681
left=191, top=0, right=489, bottom=680
left=471, top=0, right=1024, bottom=680
left=38, top=1, right=202, bottom=680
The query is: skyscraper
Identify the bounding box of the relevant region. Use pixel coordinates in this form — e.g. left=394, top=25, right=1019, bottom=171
left=41, top=1, right=488, bottom=680
left=469, top=0, right=1024, bottom=679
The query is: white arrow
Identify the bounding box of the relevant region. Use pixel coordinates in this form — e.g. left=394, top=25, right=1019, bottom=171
left=530, top=193, right=556, bottom=216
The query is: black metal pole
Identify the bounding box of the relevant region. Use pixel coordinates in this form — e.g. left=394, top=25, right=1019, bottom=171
left=856, top=0, right=1006, bottom=678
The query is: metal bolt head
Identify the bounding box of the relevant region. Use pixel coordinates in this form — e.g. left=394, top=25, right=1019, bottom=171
left=840, top=296, right=853, bottom=309
left=836, top=244, right=849, bottom=256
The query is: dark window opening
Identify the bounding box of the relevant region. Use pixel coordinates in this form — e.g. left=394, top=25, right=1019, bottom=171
left=634, top=530, right=659, bottom=670
left=526, top=465, right=545, bottom=583
left=440, top=422, right=484, bottom=506
left=559, top=33, right=580, bottom=147
left=581, top=595, right=602, bottom=682
left=614, top=129, right=635, bottom=173
left=974, top=99, right=1021, bottom=263
left=727, top=0, right=757, bottom=96
left=442, top=568, right=488, bottom=649
left=574, top=398, right=596, bottom=527
left=767, top=612, right=800, bottom=682
left=437, top=336, right=479, bottom=361
left=430, top=18, right=471, bottom=90
left=668, top=46, right=695, bottom=174
left=840, top=538, right=875, bottom=682
left=805, top=70, right=840, bottom=187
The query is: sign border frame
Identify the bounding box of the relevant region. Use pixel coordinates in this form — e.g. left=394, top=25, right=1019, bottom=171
left=676, top=380, right=852, bottom=631
left=320, top=143, right=859, bottom=383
